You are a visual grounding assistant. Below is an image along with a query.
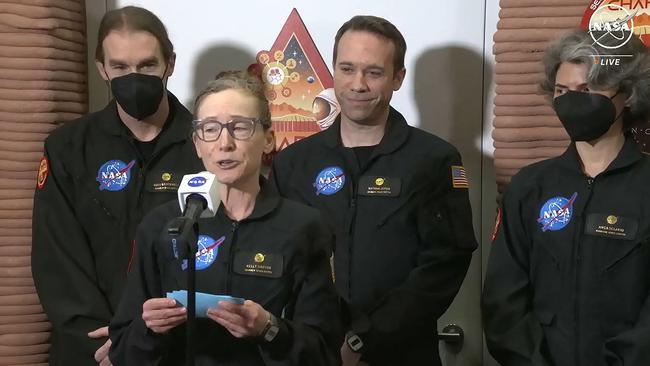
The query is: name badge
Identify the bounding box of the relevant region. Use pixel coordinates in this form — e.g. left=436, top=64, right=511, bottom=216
left=233, top=251, right=283, bottom=278
left=148, top=171, right=181, bottom=193
left=584, top=213, right=638, bottom=241
left=357, top=176, right=401, bottom=197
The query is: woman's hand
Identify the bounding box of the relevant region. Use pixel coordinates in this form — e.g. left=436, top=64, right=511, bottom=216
left=207, top=299, right=269, bottom=338
left=142, top=298, right=187, bottom=334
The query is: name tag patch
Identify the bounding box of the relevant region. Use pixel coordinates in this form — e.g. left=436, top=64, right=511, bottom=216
left=585, top=213, right=638, bottom=240
left=148, top=171, right=181, bottom=192
left=358, top=176, right=401, bottom=197
left=233, top=251, right=283, bottom=278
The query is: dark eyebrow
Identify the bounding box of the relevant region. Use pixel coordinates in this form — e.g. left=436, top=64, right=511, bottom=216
left=555, top=82, right=588, bottom=88
left=200, top=115, right=257, bottom=121
left=107, top=59, right=127, bottom=66
left=336, top=62, right=384, bottom=72
left=230, top=114, right=258, bottom=120
left=137, top=57, right=159, bottom=67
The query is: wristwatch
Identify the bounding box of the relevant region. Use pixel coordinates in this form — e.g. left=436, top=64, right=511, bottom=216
left=259, top=312, right=280, bottom=343
left=346, top=331, right=364, bottom=353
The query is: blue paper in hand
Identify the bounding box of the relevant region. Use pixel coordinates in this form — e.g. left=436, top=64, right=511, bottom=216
left=165, top=290, right=245, bottom=317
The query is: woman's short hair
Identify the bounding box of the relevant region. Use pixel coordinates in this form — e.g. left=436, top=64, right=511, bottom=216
left=193, top=70, right=272, bottom=130
left=540, top=29, right=650, bottom=127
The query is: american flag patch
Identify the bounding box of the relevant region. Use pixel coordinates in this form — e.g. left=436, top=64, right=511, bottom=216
left=451, top=165, right=469, bottom=189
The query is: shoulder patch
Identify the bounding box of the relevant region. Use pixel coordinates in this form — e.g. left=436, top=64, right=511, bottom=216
left=36, top=157, right=48, bottom=189
left=491, top=207, right=502, bottom=243
left=451, top=165, right=469, bottom=189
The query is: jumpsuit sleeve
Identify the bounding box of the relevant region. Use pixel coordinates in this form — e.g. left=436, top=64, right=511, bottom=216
left=109, top=215, right=170, bottom=365
left=482, top=177, right=551, bottom=366
left=259, top=217, right=342, bottom=366
left=351, top=152, right=478, bottom=360
left=31, top=139, right=112, bottom=364
left=602, top=269, right=650, bottom=365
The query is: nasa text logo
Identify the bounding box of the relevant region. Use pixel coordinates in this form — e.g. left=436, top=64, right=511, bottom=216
left=537, top=192, right=578, bottom=232
left=589, top=4, right=635, bottom=50
left=188, top=176, right=207, bottom=187
left=96, top=159, right=135, bottom=191
left=314, top=166, right=345, bottom=196
left=195, top=235, right=225, bottom=270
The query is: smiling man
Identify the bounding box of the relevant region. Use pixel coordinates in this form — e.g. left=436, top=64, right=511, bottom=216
left=31, top=6, right=203, bottom=365
left=271, top=15, right=478, bottom=366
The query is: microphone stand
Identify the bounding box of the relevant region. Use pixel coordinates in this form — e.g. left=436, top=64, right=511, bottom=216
left=168, top=208, right=202, bottom=366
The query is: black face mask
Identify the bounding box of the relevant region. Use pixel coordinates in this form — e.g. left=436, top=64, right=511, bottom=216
left=553, top=90, right=620, bottom=142
left=110, top=72, right=165, bottom=120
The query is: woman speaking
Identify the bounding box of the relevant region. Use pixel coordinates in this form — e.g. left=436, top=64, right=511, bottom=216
left=109, top=70, right=341, bottom=365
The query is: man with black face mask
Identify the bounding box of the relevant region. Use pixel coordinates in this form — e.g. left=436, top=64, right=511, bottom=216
left=31, top=6, right=203, bottom=366
left=483, top=30, right=650, bottom=366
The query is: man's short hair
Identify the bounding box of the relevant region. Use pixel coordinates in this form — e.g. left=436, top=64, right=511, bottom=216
left=333, top=15, right=407, bottom=73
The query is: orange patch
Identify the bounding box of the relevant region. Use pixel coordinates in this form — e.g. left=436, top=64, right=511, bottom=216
left=491, top=207, right=502, bottom=243
left=36, top=157, right=48, bottom=189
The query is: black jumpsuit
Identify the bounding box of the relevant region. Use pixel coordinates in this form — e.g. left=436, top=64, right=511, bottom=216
left=109, top=184, right=342, bottom=366
left=484, top=138, right=650, bottom=366
left=270, top=107, right=477, bottom=365
left=31, top=94, right=204, bottom=365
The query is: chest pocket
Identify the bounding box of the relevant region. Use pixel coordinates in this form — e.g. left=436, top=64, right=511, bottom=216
left=600, top=237, right=650, bottom=329
left=232, top=251, right=291, bottom=309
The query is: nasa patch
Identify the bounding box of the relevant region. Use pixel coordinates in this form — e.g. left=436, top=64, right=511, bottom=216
left=195, top=235, right=225, bottom=270
left=96, top=159, right=135, bottom=191
left=313, top=166, right=345, bottom=196
left=188, top=176, right=207, bottom=187
left=537, top=192, right=578, bottom=232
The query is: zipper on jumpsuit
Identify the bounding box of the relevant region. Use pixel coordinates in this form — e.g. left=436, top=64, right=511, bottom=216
left=347, top=178, right=358, bottom=302
left=226, top=220, right=240, bottom=294
left=130, top=141, right=171, bottom=272
left=574, top=176, right=594, bottom=366
left=346, top=152, right=375, bottom=304
left=126, top=141, right=147, bottom=274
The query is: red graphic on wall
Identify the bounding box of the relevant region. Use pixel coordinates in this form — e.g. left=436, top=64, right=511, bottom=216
left=254, top=9, right=340, bottom=153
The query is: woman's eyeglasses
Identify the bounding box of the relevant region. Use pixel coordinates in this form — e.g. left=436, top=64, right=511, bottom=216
left=192, top=117, right=267, bottom=141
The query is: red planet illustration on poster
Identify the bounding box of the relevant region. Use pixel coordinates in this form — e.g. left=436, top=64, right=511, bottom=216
left=252, top=8, right=340, bottom=155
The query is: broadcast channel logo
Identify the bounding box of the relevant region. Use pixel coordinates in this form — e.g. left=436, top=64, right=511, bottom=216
left=589, top=4, right=636, bottom=49
left=587, top=3, right=637, bottom=65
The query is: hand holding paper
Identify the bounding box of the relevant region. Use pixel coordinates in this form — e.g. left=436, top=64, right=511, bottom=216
left=142, top=297, right=187, bottom=334
left=165, top=290, right=245, bottom=318
left=206, top=299, right=270, bottom=339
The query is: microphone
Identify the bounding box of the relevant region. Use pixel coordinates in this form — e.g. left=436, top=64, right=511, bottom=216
left=180, top=194, right=208, bottom=223
left=177, top=171, right=220, bottom=218
left=167, top=171, right=220, bottom=366
left=167, top=172, right=219, bottom=238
